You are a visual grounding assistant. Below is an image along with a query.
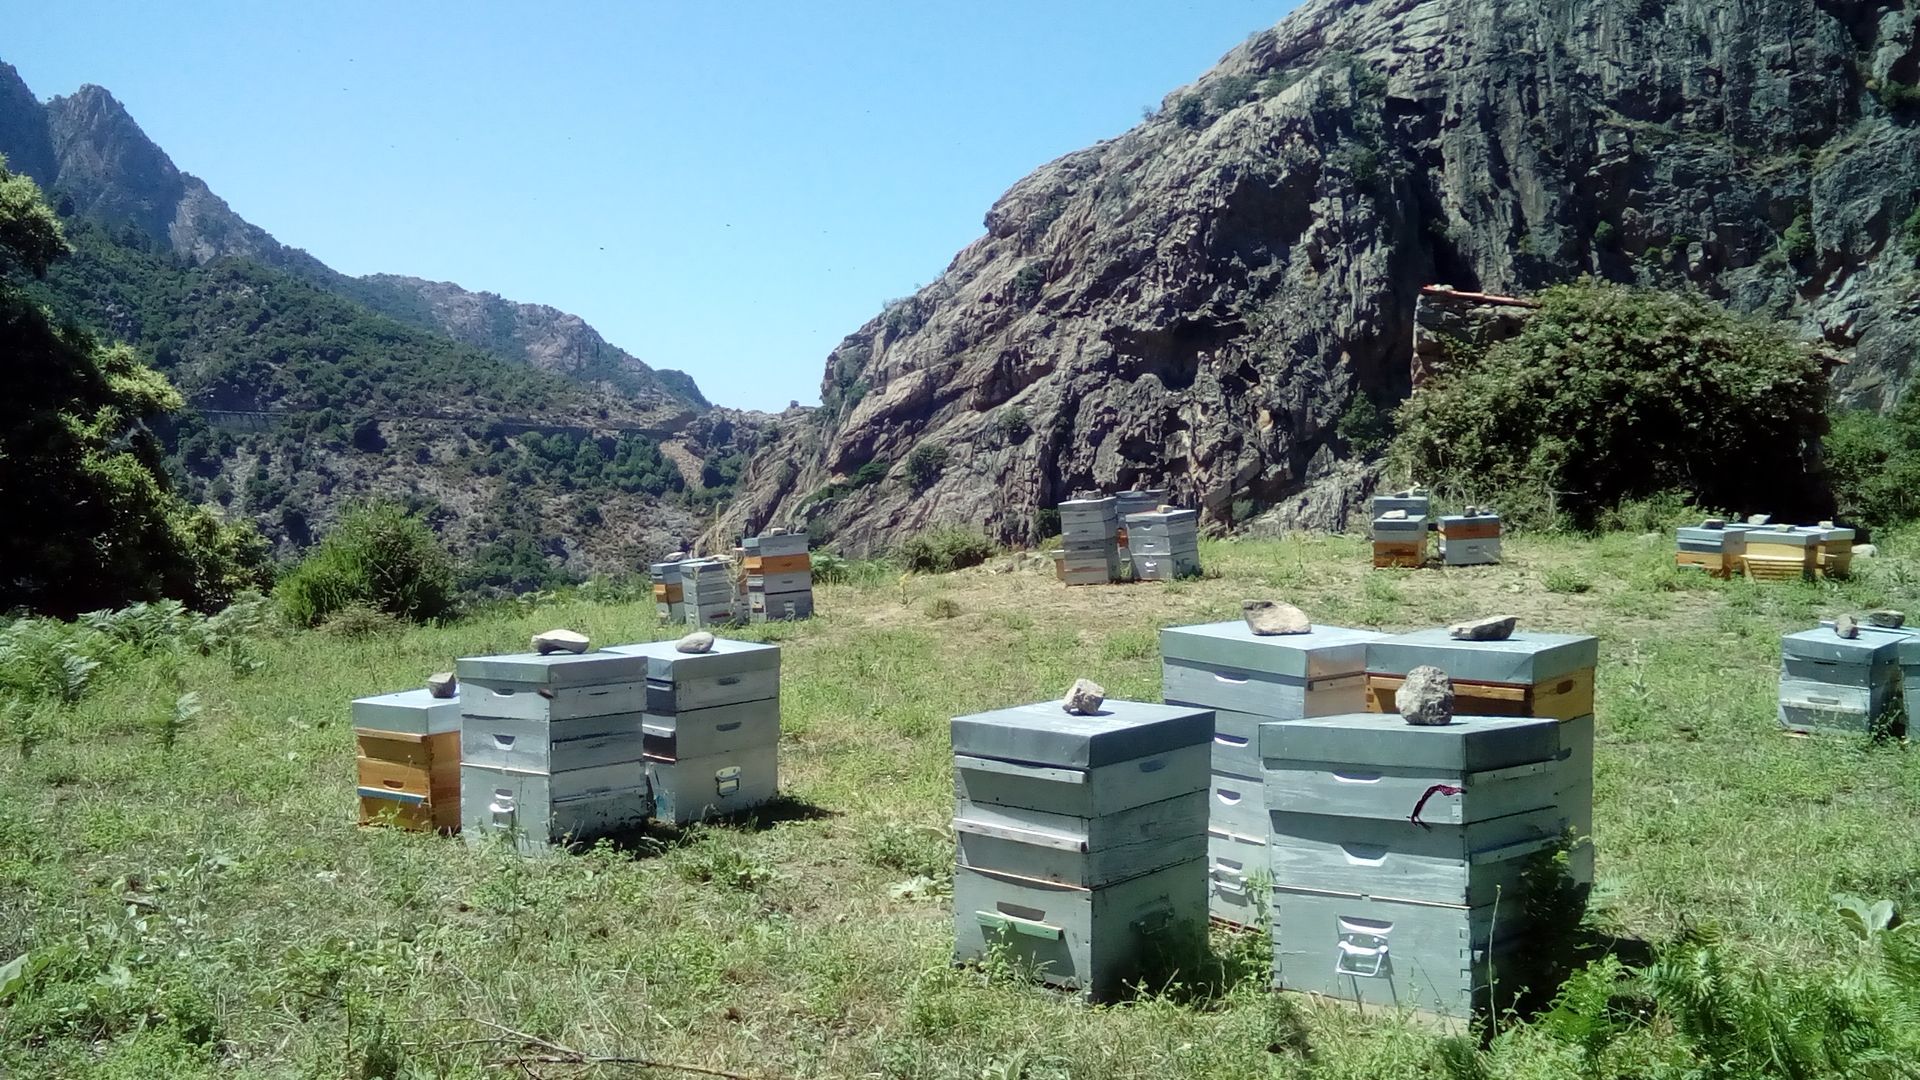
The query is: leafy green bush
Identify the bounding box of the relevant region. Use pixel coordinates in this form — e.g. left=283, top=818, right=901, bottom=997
left=1170, top=92, right=1208, bottom=128
left=1391, top=280, right=1829, bottom=529
left=1336, top=393, right=1392, bottom=457
left=1011, top=263, right=1046, bottom=302
left=274, top=503, right=456, bottom=627
left=904, top=443, right=950, bottom=488
left=1826, top=405, right=1920, bottom=527
left=993, top=407, right=1032, bottom=444
left=895, top=529, right=996, bottom=574
left=1543, top=567, right=1593, bottom=594
left=852, top=458, right=890, bottom=487
left=1207, top=74, right=1257, bottom=111
left=1782, top=213, right=1814, bottom=261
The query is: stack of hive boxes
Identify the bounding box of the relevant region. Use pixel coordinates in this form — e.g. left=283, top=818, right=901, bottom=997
left=1812, top=522, right=1856, bottom=579
left=949, top=700, right=1213, bottom=1000
left=746, top=530, right=814, bottom=621
left=1113, top=488, right=1168, bottom=573
left=1159, top=621, right=1381, bottom=926
left=1364, top=629, right=1598, bottom=884
left=1057, top=497, right=1121, bottom=585
left=351, top=687, right=463, bottom=832
left=1675, top=520, right=1747, bottom=578
left=1369, top=491, right=1431, bottom=569
left=608, top=638, right=782, bottom=824
left=651, top=560, right=687, bottom=623
left=1126, top=508, right=1200, bottom=581
left=1438, top=510, right=1502, bottom=566
left=682, top=558, right=742, bottom=628
left=1743, top=524, right=1821, bottom=582
left=1261, top=713, right=1573, bottom=1020
left=456, top=650, right=654, bottom=853
left=1779, top=626, right=1903, bottom=736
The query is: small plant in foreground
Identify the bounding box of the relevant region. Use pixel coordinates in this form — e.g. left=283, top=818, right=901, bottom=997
left=1545, top=567, right=1594, bottom=594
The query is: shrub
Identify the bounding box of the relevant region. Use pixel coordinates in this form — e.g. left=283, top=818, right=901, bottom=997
left=1543, top=567, right=1593, bottom=594
left=1170, top=92, right=1208, bottom=129
left=904, top=443, right=950, bottom=489
left=1826, top=404, right=1920, bottom=527
left=274, top=502, right=456, bottom=627
left=895, top=529, right=996, bottom=574
left=317, top=603, right=404, bottom=638
left=1336, top=393, right=1392, bottom=457
left=923, top=596, right=962, bottom=620
left=1782, top=213, right=1814, bottom=261
left=1207, top=74, right=1257, bottom=111
left=1011, top=263, right=1046, bottom=303
left=852, top=458, right=890, bottom=488
left=993, top=407, right=1032, bottom=444
left=1390, top=280, right=1830, bottom=529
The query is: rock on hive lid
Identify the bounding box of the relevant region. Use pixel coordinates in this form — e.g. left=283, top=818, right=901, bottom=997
left=951, top=699, right=1213, bottom=769
left=1365, top=629, right=1599, bottom=684
left=1160, top=621, right=1381, bottom=679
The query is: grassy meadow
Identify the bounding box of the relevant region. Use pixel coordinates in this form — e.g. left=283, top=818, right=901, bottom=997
left=5, top=528, right=1920, bottom=1078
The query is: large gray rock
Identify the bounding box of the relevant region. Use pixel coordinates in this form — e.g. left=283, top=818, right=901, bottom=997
left=532, top=629, right=591, bottom=655
left=1854, top=544, right=1879, bottom=559
left=1396, top=666, right=1456, bottom=727
left=1834, top=614, right=1860, bottom=640
left=1243, top=600, right=1311, bottom=636
left=1449, top=615, right=1517, bottom=642
left=1868, top=610, right=1905, bottom=629
left=425, top=672, right=457, bottom=699
left=1062, top=678, right=1107, bottom=715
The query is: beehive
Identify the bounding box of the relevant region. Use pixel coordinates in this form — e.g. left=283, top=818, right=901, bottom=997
left=681, top=558, right=743, bottom=628
left=351, top=689, right=463, bottom=831
left=1161, top=620, right=1382, bottom=925
left=1778, top=627, right=1903, bottom=736
left=1365, top=629, right=1598, bottom=884
left=650, top=560, right=687, bottom=623
left=1369, top=490, right=1432, bottom=521
left=456, top=650, right=653, bottom=853
left=746, top=531, right=814, bottom=622
left=1371, top=516, right=1428, bottom=569
left=1743, top=525, right=1819, bottom=581
left=950, top=699, right=1212, bottom=999
left=1812, top=523, right=1855, bottom=579
left=1057, top=497, right=1121, bottom=585
left=1113, top=488, right=1169, bottom=572
left=1125, top=508, right=1199, bottom=581
left=1675, top=522, right=1747, bottom=578
left=606, top=638, right=782, bottom=824
left=1438, top=513, right=1502, bottom=566
left=1261, top=714, right=1572, bottom=1020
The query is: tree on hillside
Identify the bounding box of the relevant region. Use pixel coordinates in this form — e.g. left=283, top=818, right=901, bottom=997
left=1391, top=280, right=1832, bottom=527
left=0, top=158, right=266, bottom=616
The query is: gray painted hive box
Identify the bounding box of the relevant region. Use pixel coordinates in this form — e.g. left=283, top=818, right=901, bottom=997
left=1371, top=517, right=1428, bottom=541
left=1366, top=630, right=1598, bottom=685
left=1207, top=828, right=1269, bottom=925
left=1260, top=714, right=1564, bottom=825
left=455, top=650, right=649, bottom=692
left=1270, top=886, right=1520, bottom=1019
left=952, top=700, right=1212, bottom=818
left=755, top=532, right=810, bottom=558
left=351, top=689, right=462, bottom=735
left=1269, top=804, right=1569, bottom=907
left=954, top=790, right=1208, bottom=889
left=1778, top=627, right=1903, bottom=735
left=646, top=742, right=779, bottom=824
left=460, top=762, right=651, bottom=854
left=954, top=858, right=1207, bottom=1001
left=603, top=638, right=781, bottom=713
left=641, top=698, right=781, bottom=761
left=1162, top=621, right=1380, bottom=719
left=1370, top=492, right=1432, bottom=520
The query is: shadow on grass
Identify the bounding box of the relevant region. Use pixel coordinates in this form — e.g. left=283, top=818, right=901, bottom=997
left=591, top=792, right=839, bottom=859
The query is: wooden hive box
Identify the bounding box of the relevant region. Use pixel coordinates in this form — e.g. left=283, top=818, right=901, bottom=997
left=1371, top=517, right=1428, bottom=569
left=1742, top=526, right=1819, bottom=581
left=1811, top=523, right=1855, bottom=579
left=351, top=689, right=464, bottom=832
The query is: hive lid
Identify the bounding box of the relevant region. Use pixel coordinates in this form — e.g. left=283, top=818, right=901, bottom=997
left=350, top=689, right=462, bottom=733
left=454, top=650, right=648, bottom=687
left=1258, top=713, right=1562, bottom=772
left=1125, top=509, right=1198, bottom=527
left=950, top=699, right=1213, bottom=768
left=1160, top=621, right=1381, bottom=679
left=1746, top=527, right=1820, bottom=547
left=602, top=637, right=781, bottom=679
left=1781, top=627, right=1903, bottom=665
left=1366, top=629, right=1599, bottom=684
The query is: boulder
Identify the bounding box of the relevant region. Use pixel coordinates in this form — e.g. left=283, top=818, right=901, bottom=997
left=1867, top=610, right=1905, bottom=629
left=1834, top=614, right=1860, bottom=640
left=676, top=631, right=716, bottom=653
left=426, top=672, right=457, bottom=699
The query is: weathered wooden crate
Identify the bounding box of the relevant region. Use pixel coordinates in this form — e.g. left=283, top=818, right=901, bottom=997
left=953, top=858, right=1208, bottom=1001
left=745, top=553, right=811, bottom=575
left=1813, top=524, right=1855, bottom=578
left=1363, top=670, right=1594, bottom=721
left=1743, top=527, right=1819, bottom=581
left=1372, top=540, right=1426, bottom=569
left=1208, top=770, right=1267, bottom=840
left=1365, top=630, right=1599, bottom=719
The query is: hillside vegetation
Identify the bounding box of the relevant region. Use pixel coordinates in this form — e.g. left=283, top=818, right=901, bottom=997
left=4, top=529, right=1920, bottom=1077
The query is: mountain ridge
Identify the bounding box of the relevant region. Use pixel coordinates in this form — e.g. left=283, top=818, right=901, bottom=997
left=715, top=0, right=1920, bottom=554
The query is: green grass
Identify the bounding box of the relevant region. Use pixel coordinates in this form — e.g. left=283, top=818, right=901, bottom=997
left=5, top=530, right=1920, bottom=1076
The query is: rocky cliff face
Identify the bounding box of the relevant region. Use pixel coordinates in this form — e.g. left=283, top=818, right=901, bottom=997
left=0, top=68, right=705, bottom=412
left=720, top=0, right=1920, bottom=553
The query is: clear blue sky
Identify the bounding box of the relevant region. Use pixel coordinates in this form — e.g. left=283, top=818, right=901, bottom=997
left=6, top=1, right=1300, bottom=412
